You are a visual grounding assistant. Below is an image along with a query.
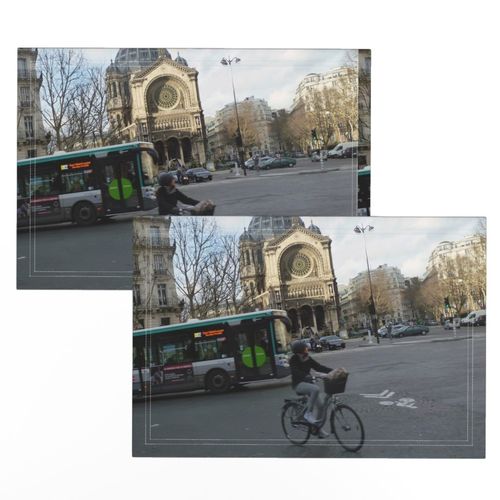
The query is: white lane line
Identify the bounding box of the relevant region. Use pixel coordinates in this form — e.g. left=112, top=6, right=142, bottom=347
left=17, top=256, right=26, bottom=260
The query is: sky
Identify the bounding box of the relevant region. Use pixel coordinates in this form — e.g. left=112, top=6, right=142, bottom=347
left=211, top=216, right=484, bottom=286
left=81, top=48, right=355, bottom=116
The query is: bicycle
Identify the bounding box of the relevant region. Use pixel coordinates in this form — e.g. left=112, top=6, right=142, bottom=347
left=281, top=374, right=365, bottom=452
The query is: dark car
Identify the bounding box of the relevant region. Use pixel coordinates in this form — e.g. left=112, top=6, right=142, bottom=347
left=342, top=146, right=358, bottom=158
left=394, top=325, right=429, bottom=338
left=261, top=156, right=296, bottom=170
left=319, top=335, right=346, bottom=350
left=186, top=167, right=213, bottom=182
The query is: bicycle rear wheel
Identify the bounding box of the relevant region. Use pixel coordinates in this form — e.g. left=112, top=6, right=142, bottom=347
left=330, top=403, right=365, bottom=452
left=281, top=402, right=311, bottom=445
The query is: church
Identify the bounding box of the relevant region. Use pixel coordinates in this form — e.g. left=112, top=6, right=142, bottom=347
left=239, top=217, right=342, bottom=336
left=106, top=48, right=207, bottom=167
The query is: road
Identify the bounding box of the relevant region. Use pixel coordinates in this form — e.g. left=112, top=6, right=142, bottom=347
left=17, top=217, right=133, bottom=289
left=180, top=157, right=358, bottom=216
left=17, top=157, right=357, bottom=289
left=132, top=326, right=485, bottom=458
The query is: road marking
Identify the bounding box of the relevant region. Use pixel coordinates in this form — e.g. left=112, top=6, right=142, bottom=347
left=361, top=390, right=418, bottom=409
left=151, top=424, right=159, bottom=428
left=17, top=256, right=26, bottom=260
left=360, top=389, right=395, bottom=399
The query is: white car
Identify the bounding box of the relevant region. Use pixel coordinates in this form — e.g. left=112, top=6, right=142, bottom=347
left=444, top=318, right=461, bottom=330
left=328, top=141, right=358, bottom=158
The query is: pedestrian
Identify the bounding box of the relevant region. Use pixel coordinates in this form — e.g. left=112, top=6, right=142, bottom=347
left=387, top=321, right=393, bottom=342
left=254, top=153, right=260, bottom=174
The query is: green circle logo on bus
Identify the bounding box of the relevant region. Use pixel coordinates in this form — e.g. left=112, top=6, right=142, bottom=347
left=242, top=346, right=267, bottom=368
left=108, top=178, right=133, bottom=200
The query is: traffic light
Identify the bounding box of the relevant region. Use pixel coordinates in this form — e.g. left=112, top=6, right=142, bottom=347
left=311, top=128, right=317, bottom=141
left=444, top=297, right=450, bottom=309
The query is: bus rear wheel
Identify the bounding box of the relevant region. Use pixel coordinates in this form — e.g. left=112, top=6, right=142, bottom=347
left=206, top=369, right=230, bottom=393
left=73, top=202, right=97, bottom=226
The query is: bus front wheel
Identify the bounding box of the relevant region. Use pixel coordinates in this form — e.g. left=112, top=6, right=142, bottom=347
left=73, top=202, right=97, bottom=226
left=206, top=369, right=230, bottom=393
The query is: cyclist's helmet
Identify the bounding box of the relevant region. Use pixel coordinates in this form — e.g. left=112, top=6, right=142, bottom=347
left=158, top=171, right=176, bottom=187
left=291, top=339, right=308, bottom=354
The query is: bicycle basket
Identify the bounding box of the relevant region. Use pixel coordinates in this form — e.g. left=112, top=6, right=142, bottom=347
left=323, top=373, right=348, bottom=394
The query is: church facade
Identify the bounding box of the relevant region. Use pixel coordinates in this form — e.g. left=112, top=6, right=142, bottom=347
left=106, top=48, right=207, bottom=167
left=239, top=217, right=342, bottom=336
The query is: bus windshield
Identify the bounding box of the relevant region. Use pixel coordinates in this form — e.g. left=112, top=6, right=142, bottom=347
left=140, top=150, right=157, bottom=186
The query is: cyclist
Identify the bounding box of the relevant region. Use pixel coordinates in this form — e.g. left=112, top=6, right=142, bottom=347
left=290, top=339, right=332, bottom=435
left=156, top=172, right=215, bottom=215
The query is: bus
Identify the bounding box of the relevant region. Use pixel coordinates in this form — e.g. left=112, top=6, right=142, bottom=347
left=133, top=309, right=293, bottom=397
left=17, top=142, right=159, bottom=227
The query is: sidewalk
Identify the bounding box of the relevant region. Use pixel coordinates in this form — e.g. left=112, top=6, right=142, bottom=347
left=220, top=165, right=346, bottom=180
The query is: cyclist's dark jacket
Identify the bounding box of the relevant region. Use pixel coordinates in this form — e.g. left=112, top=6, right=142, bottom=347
left=290, top=354, right=331, bottom=388
left=156, top=186, right=199, bottom=215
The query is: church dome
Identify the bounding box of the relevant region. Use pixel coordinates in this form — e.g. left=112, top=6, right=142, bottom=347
left=239, top=228, right=253, bottom=242
left=308, top=220, right=322, bottom=234
left=113, top=48, right=171, bottom=72
left=175, top=52, right=188, bottom=66
left=247, top=216, right=304, bottom=241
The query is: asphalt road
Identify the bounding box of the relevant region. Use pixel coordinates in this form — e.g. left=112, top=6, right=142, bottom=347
left=17, top=217, right=133, bottom=289
left=180, top=157, right=358, bottom=216
left=16, top=157, right=357, bottom=289
left=132, top=326, right=485, bottom=458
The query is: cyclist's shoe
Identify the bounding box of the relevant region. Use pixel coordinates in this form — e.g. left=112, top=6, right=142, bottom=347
left=304, top=411, right=319, bottom=424
left=318, top=428, right=330, bottom=439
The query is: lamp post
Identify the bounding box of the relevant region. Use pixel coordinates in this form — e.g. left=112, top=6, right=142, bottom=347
left=354, top=224, right=379, bottom=344
left=220, top=56, right=245, bottom=176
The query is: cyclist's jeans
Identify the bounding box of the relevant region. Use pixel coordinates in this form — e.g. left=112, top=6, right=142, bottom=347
left=295, top=382, right=322, bottom=416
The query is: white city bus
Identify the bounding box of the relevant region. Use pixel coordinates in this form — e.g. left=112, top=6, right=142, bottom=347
left=133, top=309, right=293, bottom=397
left=17, top=142, right=158, bottom=227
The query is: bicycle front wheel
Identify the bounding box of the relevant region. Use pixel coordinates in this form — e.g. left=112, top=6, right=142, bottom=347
left=330, top=403, right=365, bottom=452
left=281, top=402, right=311, bottom=445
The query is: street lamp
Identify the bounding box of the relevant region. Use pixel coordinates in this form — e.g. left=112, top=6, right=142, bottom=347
left=354, top=224, right=379, bottom=344
left=220, top=56, right=245, bottom=176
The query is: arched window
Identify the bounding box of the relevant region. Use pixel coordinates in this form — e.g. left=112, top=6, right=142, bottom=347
left=112, top=82, right=117, bottom=98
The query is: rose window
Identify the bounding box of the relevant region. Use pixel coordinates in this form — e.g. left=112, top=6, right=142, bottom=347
left=290, top=253, right=312, bottom=277
left=156, top=84, right=178, bottom=109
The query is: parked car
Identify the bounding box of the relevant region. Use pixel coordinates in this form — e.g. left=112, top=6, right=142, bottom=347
left=378, top=324, right=405, bottom=337
left=186, top=167, right=212, bottom=182
left=260, top=156, right=296, bottom=170
left=394, top=325, right=430, bottom=337
left=291, top=151, right=307, bottom=158
left=328, top=141, right=358, bottom=159
left=444, top=318, right=461, bottom=330
left=311, top=151, right=328, bottom=162
left=475, top=314, right=486, bottom=326
left=319, top=335, right=346, bottom=350
left=246, top=156, right=273, bottom=169
left=461, top=310, right=486, bottom=326
left=425, top=319, right=439, bottom=326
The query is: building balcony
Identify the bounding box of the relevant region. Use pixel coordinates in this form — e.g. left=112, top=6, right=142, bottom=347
left=153, top=269, right=170, bottom=277
left=18, top=69, right=39, bottom=80
left=133, top=236, right=171, bottom=248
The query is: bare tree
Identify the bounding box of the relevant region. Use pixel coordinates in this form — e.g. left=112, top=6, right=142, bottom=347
left=88, top=66, right=109, bottom=146
left=170, top=217, right=218, bottom=318
left=39, top=49, right=85, bottom=150
left=352, top=273, right=396, bottom=319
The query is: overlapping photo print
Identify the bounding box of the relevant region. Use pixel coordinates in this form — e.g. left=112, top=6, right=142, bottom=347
left=132, top=216, right=485, bottom=458
left=17, top=48, right=370, bottom=289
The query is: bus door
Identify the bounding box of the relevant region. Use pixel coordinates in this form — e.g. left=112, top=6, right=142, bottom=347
left=96, top=154, right=142, bottom=213
left=234, top=319, right=275, bottom=381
